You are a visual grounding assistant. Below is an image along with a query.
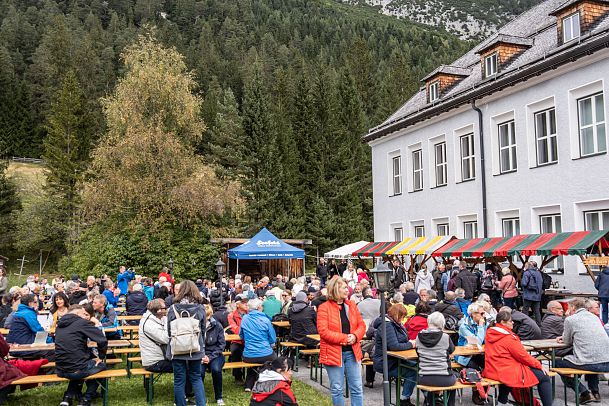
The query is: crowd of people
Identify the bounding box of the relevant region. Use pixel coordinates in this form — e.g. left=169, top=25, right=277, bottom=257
left=0, top=257, right=607, bottom=406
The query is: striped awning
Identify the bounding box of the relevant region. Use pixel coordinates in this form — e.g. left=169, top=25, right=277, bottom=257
left=385, top=236, right=455, bottom=256
left=352, top=241, right=400, bottom=258
left=431, top=230, right=609, bottom=258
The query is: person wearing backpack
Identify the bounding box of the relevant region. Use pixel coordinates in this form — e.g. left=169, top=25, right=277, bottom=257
left=166, top=280, right=207, bottom=406
left=496, top=267, right=518, bottom=309
left=483, top=310, right=552, bottom=406
left=521, top=262, right=543, bottom=325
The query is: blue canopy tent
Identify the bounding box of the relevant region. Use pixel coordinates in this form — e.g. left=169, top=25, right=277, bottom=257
left=228, top=228, right=305, bottom=278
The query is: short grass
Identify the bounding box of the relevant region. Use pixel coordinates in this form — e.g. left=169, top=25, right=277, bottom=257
left=9, top=371, right=332, bottom=406
left=6, top=161, right=47, bottom=203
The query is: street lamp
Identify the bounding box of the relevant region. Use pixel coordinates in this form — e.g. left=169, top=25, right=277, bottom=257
left=215, top=258, right=226, bottom=307
left=370, top=260, right=393, bottom=406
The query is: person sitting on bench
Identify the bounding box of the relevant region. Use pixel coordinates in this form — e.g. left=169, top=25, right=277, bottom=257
left=56, top=304, right=107, bottom=406
left=6, top=294, right=53, bottom=360
left=139, top=299, right=171, bottom=373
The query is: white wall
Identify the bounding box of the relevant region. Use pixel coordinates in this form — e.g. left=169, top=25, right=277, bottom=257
left=370, top=50, right=609, bottom=291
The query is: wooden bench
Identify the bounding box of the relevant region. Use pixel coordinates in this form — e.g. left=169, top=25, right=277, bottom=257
left=279, top=342, right=304, bottom=371
left=13, top=369, right=127, bottom=406
left=301, top=349, right=321, bottom=380
left=41, top=358, right=123, bottom=369
left=551, top=368, right=608, bottom=406
left=417, top=378, right=502, bottom=406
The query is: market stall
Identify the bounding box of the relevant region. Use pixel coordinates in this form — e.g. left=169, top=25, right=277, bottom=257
left=324, top=241, right=370, bottom=259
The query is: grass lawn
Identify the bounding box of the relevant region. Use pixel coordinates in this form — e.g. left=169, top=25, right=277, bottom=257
left=9, top=371, right=332, bottom=406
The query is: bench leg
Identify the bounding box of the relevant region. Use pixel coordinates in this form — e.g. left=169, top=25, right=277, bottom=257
left=574, top=374, right=580, bottom=406
left=294, top=347, right=300, bottom=372
left=101, top=378, right=109, bottom=406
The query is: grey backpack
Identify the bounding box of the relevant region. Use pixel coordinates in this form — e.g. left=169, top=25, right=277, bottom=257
left=169, top=305, right=201, bottom=357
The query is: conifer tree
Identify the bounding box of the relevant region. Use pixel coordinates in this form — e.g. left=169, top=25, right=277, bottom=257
left=209, top=87, right=245, bottom=181
left=0, top=160, right=20, bottom=250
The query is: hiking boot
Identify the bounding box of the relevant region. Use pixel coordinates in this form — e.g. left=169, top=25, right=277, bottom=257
left=400, top=398, right=414, bottom=406
left=60, top=397, right=73, bottom=406
left=591, top=392, right=601, bottom=403
left=216, top=400, right=225, bottom=405
left=364, top=381, right=374, bottom=388
left=580, top=392, right=595, bottom=405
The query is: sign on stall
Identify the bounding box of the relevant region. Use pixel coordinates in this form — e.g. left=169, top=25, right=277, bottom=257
left=583, top=256, right=609, bottom=266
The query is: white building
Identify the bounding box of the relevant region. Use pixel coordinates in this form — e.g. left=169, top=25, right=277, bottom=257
left=366, top=0, right=609, bottom=290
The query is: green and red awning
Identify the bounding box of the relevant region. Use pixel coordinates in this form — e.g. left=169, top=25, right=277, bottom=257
left=432, top=230, right=609, bottom=258
left=352, top=241, right=400, bottom=258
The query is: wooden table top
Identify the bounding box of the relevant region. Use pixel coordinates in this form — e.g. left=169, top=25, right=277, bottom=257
left=388, top=345, right=485, bottom=361
left=117, top=315, right=143, bottom=321
left=225, top=334, right=241, bottom=341
left=272, top=321, right=290, bottom=328
left=521, top=339, right=568, bottom=350
left=306, top=334, right=320, bottom=341
left=9, top=339, right=131, bottom=352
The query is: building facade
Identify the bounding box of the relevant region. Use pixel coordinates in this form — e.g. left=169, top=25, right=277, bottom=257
left=366, top=0, right=609, bottom=290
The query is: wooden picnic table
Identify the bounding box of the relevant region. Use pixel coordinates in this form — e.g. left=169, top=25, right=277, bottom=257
left=9, top=340, right=131, bottom=353
left=521, top=339, right=567, bottom=351
left=388, top=344, right=485, bottom=361
left=306, top=334, right=320, bottom=341
left=0, top=328, right=8, bottom=335
left=272, top=321, right=290, bottom=328
left=117, top=315, right=143, bottom=321
left=225, top=334, right=241, bottom=342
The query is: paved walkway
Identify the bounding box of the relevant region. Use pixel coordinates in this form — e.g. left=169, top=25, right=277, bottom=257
left=293, top=360, right=609, bottom=405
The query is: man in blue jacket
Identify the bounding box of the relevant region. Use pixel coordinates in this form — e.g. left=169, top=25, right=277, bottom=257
left=7, top=294, right=53, bottom=359
left=117, top=266, right=135, bottom=296
left=594, top=265, right=609, bottom=324
left=521, top=261, right=543, bottom=325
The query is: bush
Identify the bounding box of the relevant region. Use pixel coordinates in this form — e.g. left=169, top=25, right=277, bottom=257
left=60, top=224, right=220, bottom=281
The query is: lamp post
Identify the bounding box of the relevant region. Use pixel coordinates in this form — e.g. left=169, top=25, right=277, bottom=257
left=168, top=258, right=174, bottom=281
left=370, top=261, right=393, bottom=406
left=215, top=259, right=226, bottom=307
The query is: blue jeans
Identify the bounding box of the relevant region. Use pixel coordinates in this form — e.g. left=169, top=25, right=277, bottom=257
left=324, top=351, right=363, bottom=406
left=388, top=360, right=417, bottom=400
left=600, top=297, right=609, bottom=324
left=172, top=359, right=206, bottom=406
left=554, top=358, right=609, bottom=393
left=57, top=359, right=106, bottom=401
left=202, top=356, right=225, bottom=400
left=503, top=297, right=516, bottom=309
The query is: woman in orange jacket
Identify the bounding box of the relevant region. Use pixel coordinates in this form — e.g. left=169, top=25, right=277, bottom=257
left=317, top=276, right=366, bottom=406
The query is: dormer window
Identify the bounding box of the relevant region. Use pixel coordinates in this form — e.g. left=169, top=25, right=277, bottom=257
left=429, top=81, right=440, bottom=102
left=485, top=53, right=498, bottom=77
left=563, top=12, right=581, bottom=42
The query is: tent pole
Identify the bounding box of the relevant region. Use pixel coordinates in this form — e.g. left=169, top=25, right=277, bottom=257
left=237, top=258, right=240, bottom=276
left=303, top=254, right=306, bottom=278
left=288, top=259, right=291, bottom=280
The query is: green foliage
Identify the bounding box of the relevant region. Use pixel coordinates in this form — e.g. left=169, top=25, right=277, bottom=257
left=60, top=224, right=219, bottom=281
left=0, top=160, right=20, bottom=250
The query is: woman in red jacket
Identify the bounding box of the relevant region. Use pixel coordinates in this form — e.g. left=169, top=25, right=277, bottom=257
left=483, top=310, right=552, bottom=406
left=317, top=276, right=366, bottom=406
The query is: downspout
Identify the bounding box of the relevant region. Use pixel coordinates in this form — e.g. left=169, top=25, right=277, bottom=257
left=471, top=100, right=488, bottom=238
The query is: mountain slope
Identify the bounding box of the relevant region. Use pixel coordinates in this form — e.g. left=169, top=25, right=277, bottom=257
left=342, top=0, right=544, bottom=39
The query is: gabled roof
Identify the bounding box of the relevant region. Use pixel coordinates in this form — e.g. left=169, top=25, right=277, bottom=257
left=550, top=0, right=609, bottom=15
left=227, top=227, right=305, bottom=259
left=476, top=34, right=534, bottom=54
left=421, top=65, right=472, bottom=82
left=366, top=0, right=609, bottom=143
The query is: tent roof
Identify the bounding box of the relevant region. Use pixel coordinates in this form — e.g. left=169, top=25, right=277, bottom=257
left=228, top=228, right=305, bottom=260
left=352, top=241, right=400, bottom=258
left=386, top=236, right=455, bottom=256
left=324, top=241, right=370, bottom=259
left=431, top=231, right=609, bottom=257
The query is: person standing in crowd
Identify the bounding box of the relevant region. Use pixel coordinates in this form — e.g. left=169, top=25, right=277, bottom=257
left=139, top=299, right=172, bottom=373
left=288, top=291, right=318, bottom=348
left=357, top=287, right=381, bottom=326
left=392, top=259, right=407, bottom=291
left=49, top=292, right=70, bottom=332
left=483, top=310, right=553, bottom=406
left=432, top=264, right=446, bottom=301
left=229, top=294, right=249, bottom=385
left=56, top=305, right=107, bottom=406
left=521, top=261, right=543, bottom=325
left=262, top=292, right=281, bottom=319
left=126, top=283, right=149, bottom=324
left=0, top=269, right=7, bottom=296
left=594, top=265, right=609, bottom=324
left=416, top=312, right=457, bottom=406
left=316, top=258, right=328, bottom=288
left=414, top=265, right=433, bottom=294
left=166, top=280, right=207, bottom=406
left=202, top=304, right=226, bottom=405
left=555, top=298, right=609, bottom=403
left=496, top=267, right=518, bottom=309
left=117, top=266, right=135, bottom=297
left=249, top=357, right=298, bottom=406
left=239, top=298, right=277, bottom=391
left=342, top=263, right=358, bottom=289
left=317, top=277, right=366, bottom=406
left=454, top=265, right=478, bottom=301
left=373, top=304, right=417, bottom=406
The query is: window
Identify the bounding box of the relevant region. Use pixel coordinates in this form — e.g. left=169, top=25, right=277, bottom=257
left=464, top=221, right=478, bottom=239
left=502, top=218, right=520, bottom=237
left=578, top=93, right=606, bottom=156
left=414, top=226, right=425, bottom=237
left=412, top=149, right=423, bottom=191
left=434, top=142, right=447, bottom=187
left=437, top=223, right=449, bottom=236
left=584, top=210, right=609, bottom=231
left=498, top=120, right=517, bottom=173
left=394, top=227, right=403, bottom=242
left=535, top=108, right=558, bottom=165
left=460, top=133, right=475, bottom=181
left=540, top=214, right=563, bottom=270
left=391, top=155, right=402, bottom=195
left=563, top=12, right=581, bottom=43
left=429, top=81, right=439, bottom=102
left=485, top=53, right=498, bottom=77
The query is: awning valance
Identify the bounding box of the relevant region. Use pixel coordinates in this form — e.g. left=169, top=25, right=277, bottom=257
left=385, top=236, right=455, bottom=256
left=432, top=231, right=609, bottom=258
left=352, top=241, right=400, bottom=258
left=324, top=241, right=370, bottom=259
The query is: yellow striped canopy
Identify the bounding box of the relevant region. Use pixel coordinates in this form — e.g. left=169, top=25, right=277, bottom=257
left=385, top=236, right=455, bottom=256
